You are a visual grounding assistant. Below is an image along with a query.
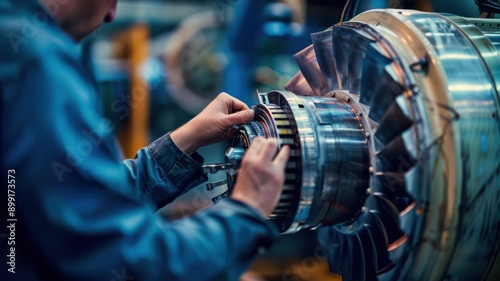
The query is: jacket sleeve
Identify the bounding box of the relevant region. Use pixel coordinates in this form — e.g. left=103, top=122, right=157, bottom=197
left=1, top=35, right=278, bottom=281
left=122, top=133, right=208, bottom=209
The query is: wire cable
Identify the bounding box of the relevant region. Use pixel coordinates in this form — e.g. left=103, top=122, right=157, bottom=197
left=341, top=0, right=352, bottom=22
left=475, top=0, right=500, bottom=14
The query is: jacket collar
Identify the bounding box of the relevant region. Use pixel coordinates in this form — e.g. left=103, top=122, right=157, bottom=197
left=10, top=0, right=58, bottom=27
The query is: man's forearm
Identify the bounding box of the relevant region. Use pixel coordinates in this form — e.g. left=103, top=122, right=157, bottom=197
left=122, top=133, right=208, bottom=209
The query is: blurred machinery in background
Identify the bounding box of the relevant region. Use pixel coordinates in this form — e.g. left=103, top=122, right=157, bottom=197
left=211, top=8, right=500, bottom=281
left=90, top=0, right=500, bottom=280
left=93, top=0, right=497, bottom=151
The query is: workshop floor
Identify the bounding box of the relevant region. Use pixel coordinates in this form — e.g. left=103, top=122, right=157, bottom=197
left=243, top=260, right=342, bottom=281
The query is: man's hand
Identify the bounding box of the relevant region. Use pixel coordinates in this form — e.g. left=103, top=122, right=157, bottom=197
left=231, top=137, right=291, bottom=218
left=171, top=93, right=254, bottom=155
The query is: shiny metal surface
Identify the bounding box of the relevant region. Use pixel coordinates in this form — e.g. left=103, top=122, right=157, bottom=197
left=285, top=92, right=370, bottom=230
left=201, top=163, right=235, bottom=175
left=217, top=9, right=500, bottom=281
left=401, top=12, right=500, bottom=281
left=322, top=10, right=499, bottom=281
left=227, top=91, right=370, bottom=233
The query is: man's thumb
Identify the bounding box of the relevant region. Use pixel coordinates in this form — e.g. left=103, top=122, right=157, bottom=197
left=226, top=109, right=254, bottom=125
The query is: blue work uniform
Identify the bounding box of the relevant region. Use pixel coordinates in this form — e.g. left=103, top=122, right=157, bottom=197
left=0, top=1, right=277, bottom=280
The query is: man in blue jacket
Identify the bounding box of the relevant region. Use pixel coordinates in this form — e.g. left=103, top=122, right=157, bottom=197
left=0, top=0, right=290, bottom=280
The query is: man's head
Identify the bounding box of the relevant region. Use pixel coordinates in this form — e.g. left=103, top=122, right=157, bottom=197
left=40, top=0, right=118, bottom=41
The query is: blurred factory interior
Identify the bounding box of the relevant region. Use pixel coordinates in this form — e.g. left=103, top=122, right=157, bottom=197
left=85, top=0, right=500, bottom=280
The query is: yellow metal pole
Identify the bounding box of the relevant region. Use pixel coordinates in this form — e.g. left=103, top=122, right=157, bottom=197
left=115, top=24, right=150, bottom=158
left=416, top=0, right=434, bottom=11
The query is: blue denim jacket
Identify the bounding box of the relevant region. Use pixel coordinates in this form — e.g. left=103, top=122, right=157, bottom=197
left=0, top=1, right=277, bottom=280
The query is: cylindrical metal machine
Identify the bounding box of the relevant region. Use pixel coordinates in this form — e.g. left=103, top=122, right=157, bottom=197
left=219, top=9, right=500, bottom=281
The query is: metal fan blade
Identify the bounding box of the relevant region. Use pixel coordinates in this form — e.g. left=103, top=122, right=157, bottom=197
left=350, top=93, right=361, bottom=102
left=292, top=44, right=329, bottom=96
left=375, top=172, right=416, bottom=215
left=344, top=234, right=367, bottom=281
left=332, top=25, right=374, bottom=92
left=398, top=201, right=421, bottom=243
left=374, top=101, right=414, bottom=145
left=360, top=43, right=393, bottom=107
left=311, top=29, right=340, bottom=91
left=376, top=135, right=416, bottom=173
left=364, top=217, right=395, bottom=273
left=402, top=163, right=424, bottom=204
left=356, top=228, right=382, bottom=280
left=284, top=71, right=316, bottom=96
left=376, top=172, right=404, bottom=190
left=366, top=69, right=405, bottom=123
left=368, top=117, right=379, bottom=136
left=370, top=200, right=408, bottom=252
left=372, top=192, right=400, bottom=216
left=326, top=228, right=348, bottom=275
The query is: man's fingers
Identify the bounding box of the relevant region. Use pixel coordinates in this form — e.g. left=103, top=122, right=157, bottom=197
left=245, top=136, right=265, bottom=157
left=225, top=109, right=254, bottom=125
left=224, top=93, right=249, bottom=113
left=273, top=145, right=290, bottom=171
left=258, top=138, right=279, bottom=161
left=245, top=138, right=288, bottom=168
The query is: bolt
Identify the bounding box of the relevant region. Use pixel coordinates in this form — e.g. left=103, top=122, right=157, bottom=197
left=280, top=221, right=286, bottom=231
left=409, top=57, right=428, bottom=74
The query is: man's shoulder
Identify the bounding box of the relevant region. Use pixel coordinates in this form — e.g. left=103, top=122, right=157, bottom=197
left=0, top=8, right=80, bottom=71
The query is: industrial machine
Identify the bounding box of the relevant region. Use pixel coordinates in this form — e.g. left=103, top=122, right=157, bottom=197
left=208, top=9, right=500, bottom=281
